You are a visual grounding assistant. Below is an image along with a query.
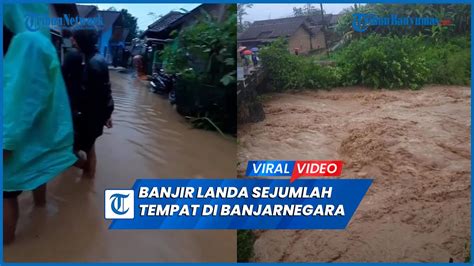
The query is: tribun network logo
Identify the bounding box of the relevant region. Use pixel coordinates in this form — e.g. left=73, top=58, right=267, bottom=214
left=246, top=160, right=343, bottom=182
left=352, top=13, right=446, bottom=32
left=105, top=190, right=134, bottom=219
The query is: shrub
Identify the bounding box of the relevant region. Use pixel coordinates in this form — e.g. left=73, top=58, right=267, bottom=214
left=160, top=5, right=237, bottom=134
left=237, top=230, right=256, bottom=262
left=260, top=35, right=470, bottom=91
left=259, top=39, right=341, bottom=91
left=335, top=35, right=429, bottom=89
left=421, top=37, right=471, bottom=85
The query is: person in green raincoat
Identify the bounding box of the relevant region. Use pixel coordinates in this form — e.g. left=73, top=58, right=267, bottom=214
left=3, top=4, right=76, bottom=244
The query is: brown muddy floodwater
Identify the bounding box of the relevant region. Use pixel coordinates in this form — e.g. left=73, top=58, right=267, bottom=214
left=238, top=86, right=471, bottom=262
left=4, top=69, right=236, bottom=262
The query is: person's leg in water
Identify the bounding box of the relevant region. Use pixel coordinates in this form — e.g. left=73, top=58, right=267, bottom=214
left=73, top=129, right=98, bottom=178
left=32, top=184, right=46, bottom=207
left=71, top=127, right=90, bottom=171
left=82, top=144, right=96, bottom=179
left=3, top=150, right=20, bottom=244
left=3, top=192, right=20, bottom=244
left=73, top=150, right=87, bottom=170
left=3, top=184, right=46, bottom=244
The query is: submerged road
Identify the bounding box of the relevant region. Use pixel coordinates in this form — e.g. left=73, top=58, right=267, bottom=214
left=4, top=69, right=237, bottom=262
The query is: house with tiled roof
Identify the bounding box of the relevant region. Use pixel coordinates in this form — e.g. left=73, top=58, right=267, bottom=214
left=48, top=4, right=79, bottom=63
left=75, top=5, right=129, bottom=65
left=141, top=11, right=185, bottom=39
left=139, top=4, right=228, bottom=74
left=239, top=15, right=336, bottom=54
left=142, top=4, right=227, bottom=40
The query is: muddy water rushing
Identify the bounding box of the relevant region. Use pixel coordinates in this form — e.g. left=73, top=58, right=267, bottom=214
left=4, top=69, right=236, bottom=262
left=238, top=86, right=471, bottom=262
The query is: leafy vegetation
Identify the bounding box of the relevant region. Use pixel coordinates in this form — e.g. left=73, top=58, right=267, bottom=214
left=420, top=37, right=471, bottom=85
left=237, top=230, right=256, bottom=262
left=106, top=7, right=138, bottom=42
left=260, top=39, right=340, bottom=91
left=335, top=35, right=430, bottom=89
left=292, top=4, right=323, bottom=17
left=336, top=4, right=470, bottom=39
left=160, top=5, right=237, bottom=134
left=259, top=4, right=470, bottom=91
left=237, top=4, right=253, bottom=32
left=336, top=34, right=470, bottom=89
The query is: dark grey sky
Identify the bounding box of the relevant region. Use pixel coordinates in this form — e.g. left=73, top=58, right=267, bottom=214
left=244, top=4, right=355, bottom=22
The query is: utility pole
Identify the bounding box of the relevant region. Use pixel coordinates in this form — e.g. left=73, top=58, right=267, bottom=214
left=320, top=3, right=330, bottom=57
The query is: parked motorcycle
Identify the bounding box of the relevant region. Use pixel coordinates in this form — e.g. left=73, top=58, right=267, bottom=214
left=150, top=69, right=175, bottom=95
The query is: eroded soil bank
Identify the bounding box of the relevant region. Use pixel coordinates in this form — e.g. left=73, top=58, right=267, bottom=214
left=238, top=86, right=471, bottom=262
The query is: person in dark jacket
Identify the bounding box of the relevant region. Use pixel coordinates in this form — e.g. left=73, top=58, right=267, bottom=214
left=62, top=47, right=83, bottom=116
left=64, top=28, right=114, bottom=178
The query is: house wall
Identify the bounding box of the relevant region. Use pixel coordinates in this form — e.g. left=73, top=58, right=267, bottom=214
left=288, top=27, right=312, bottom=54
left=288, top=26, right=327, bottom=54
left=311, top=31, right=326, bottom=51
left=98, top=28, right=113, bottom=63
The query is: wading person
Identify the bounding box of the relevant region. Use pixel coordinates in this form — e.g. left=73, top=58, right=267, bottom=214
left=3, top=4, right=76, bottom=244
left=66, top=27, right=114, bottom=178
left=62, top=32, right=87, bottom=168
left=294, top=47, right=299, bottom=56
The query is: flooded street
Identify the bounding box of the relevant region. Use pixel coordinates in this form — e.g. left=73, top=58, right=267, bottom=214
left=4, top=69, right=236, bottom=262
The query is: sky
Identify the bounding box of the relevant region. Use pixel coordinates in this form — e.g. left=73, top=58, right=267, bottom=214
left=90, top=4, right=201, bottom=30
left=86, top=4, right=354, bottom=30
left=243, top=4, right=355, bottom=22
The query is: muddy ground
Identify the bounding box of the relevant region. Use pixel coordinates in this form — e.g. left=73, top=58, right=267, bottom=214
left=238, top=86, right=471, bottom=262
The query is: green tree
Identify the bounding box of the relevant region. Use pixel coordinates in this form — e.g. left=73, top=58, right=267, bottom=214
left=336, top=4, right=470, bottom=39
left=160, top=5, right=237, bottom=133
left=120, top=9, right=138, bottom=42
left=241, top=21, right=252, bottom=32
left=237, top=4, right=253, bottom=32
left=293, top=4, right=323, bottom=17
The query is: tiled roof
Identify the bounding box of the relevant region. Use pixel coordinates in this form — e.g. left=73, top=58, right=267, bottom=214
left=147, top=11, right=184, bottom=32
left=240, top=15, right=327, bottom=41
left=76, top=5, right=97, bottom=17
left=98, top=10, right=122, bottom=31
